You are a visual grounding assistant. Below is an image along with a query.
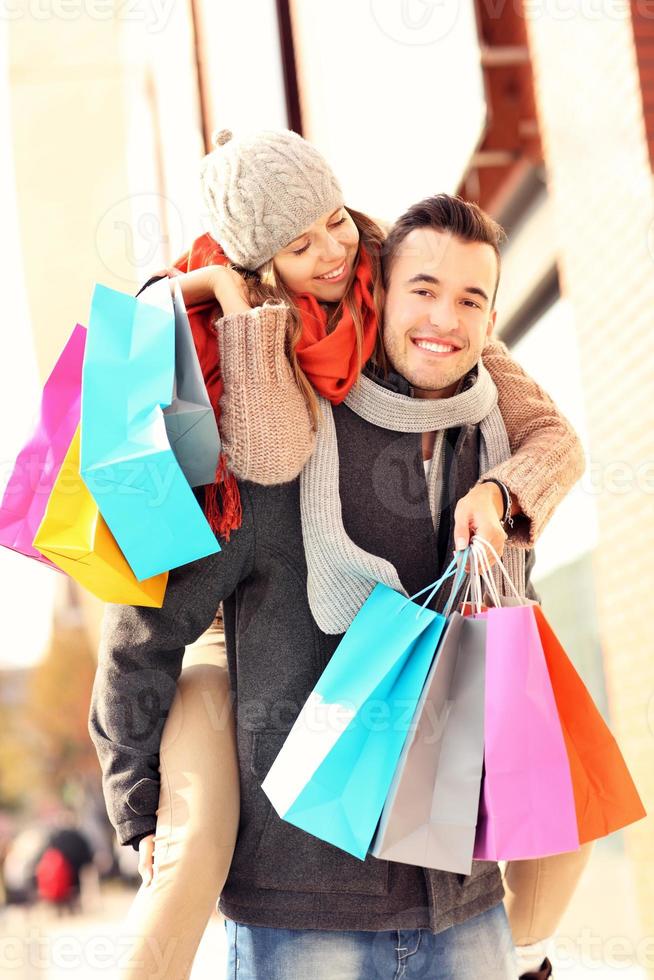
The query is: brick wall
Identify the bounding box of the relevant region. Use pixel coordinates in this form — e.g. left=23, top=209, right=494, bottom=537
left=523, top=3, right=654, bottom=965
left=633, top=5, right=654, bottom=172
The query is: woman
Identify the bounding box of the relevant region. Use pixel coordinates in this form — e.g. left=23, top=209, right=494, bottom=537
left=118, top=129, right=591, bottom=980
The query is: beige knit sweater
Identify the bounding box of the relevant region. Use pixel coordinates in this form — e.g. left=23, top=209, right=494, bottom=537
left=216, top=303, right=584, bottom=547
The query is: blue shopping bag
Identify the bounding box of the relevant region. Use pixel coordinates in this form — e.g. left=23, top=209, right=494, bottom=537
left=80, top=282, right=220, bottom=581
left=261, top=568, right=454, bottom=859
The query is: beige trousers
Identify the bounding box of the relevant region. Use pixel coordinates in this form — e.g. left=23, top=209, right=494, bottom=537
left=119, top=620, right=238, bottom=980
left=503, top=842, right=594, bottom=944
left=119, top=621, right=593, bottom=979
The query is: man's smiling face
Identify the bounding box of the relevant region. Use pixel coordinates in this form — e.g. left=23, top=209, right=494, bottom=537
left=382, top=227, right=498, bottom=398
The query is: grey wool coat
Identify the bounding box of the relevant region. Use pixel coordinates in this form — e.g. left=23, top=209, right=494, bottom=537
left=88, top=371, right=537, bottom=934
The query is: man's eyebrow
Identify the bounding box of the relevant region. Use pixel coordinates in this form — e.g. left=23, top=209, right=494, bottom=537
left=285, top=208, right=343, bottom=248
left=406, top=274, right=489, bottom=303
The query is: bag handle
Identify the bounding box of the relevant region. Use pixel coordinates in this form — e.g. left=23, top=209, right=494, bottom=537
left=441, top=536, right=524, bottom=616
left=398, top=534, right=524, bottom=622
left=470, top=538, right=502, bottom=609
left=443, top=549, right=472, bottom=618
left=469, top=536, right=524, bottom=608
left=402, top=548, right=471, bottom=619
left=456, top=542, right=487, bottom=614
left=443, top=541, right=498, bottom=618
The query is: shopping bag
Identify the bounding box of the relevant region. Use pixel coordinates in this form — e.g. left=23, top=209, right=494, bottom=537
left=33, top=427, right=167, bottom=606
left=140, top=277, right=221, bottom=487
left=0, top=324, right=86, bottom=569
left=457, top=538, right=578, bottom=860
left=532, top=605, right=646, bottom=842
left=262, top=571, right=453, bottom=860
left=473, top=601, right=581, bottom=860
left=467, top=536, right=646, bottom=849
left=371, top=611, right=486, bottom=874
left=80, top=281, right=220, bottom=580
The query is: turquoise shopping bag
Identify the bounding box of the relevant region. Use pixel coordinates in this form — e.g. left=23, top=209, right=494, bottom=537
left=80, top=283, right=220, bottom=580
left=261, top=568, right=454, bottom=859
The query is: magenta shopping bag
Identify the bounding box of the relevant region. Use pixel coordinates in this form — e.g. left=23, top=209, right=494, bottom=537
left=473, top=603, right=580, bottom=860
left=0, top=324, right=86, bottom=569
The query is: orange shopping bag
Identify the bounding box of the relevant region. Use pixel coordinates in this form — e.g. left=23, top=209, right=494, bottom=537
left=532, top=606, right=646, bottom=844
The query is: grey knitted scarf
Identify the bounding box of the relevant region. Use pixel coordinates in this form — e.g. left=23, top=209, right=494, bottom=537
left=300, top=362, right=526, bottom=634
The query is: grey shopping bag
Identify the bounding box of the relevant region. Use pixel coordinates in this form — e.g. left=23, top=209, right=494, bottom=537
left=371, top=612, right=486, bottom=874
left=140, top=277, right=221, bottom=488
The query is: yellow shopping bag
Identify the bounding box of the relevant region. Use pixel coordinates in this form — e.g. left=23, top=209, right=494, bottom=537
left=33, top=427, right=167, bottom=607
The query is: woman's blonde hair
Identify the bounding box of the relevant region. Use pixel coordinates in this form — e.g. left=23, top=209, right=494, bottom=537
left=230, top=208, right=388, bottom=430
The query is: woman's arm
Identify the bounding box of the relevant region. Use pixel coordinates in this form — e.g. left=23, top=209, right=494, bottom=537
left=158, top=265, right=317, bottom=484
left=216, top=303, right=317, bottom=485
left=151, top=263, right=251, bottom=314
left=478, top=337, right=585, bottom=547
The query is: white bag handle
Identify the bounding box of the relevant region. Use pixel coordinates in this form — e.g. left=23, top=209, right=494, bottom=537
left=444, top=536, right=524, bottom=616
left=469, top=538, right=502, bottom=608
left=444, top=542, right=493, bottom=616
left=470, top=536, right=524, bottom=607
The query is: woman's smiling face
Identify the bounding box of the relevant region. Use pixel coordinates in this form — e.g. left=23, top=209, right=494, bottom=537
left=272, top=206, right=360, bottom=301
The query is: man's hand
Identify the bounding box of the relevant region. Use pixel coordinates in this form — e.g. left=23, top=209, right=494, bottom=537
left=137, top=833, right=155, bottom=887
left=453, top=482, right=507, bottom=567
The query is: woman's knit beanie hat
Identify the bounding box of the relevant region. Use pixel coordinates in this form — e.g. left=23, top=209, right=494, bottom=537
left=200, top=128, right=344, bottom=271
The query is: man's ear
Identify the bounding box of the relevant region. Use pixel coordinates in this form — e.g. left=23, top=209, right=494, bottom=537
left=486, top=309, right=497, bottom=339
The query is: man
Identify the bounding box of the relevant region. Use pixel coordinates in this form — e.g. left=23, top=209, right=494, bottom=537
left=89, top=195, right=569, bottom=979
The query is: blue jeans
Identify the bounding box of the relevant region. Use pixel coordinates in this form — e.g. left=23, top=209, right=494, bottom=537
left=224, top=903, right=518, bottom=979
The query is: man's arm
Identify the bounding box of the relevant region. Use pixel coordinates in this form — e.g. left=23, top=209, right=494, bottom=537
left=88, top=488, right=255, bottom=847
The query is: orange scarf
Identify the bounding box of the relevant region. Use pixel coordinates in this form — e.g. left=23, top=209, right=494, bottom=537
left=172, top=233, right=380, bottom=538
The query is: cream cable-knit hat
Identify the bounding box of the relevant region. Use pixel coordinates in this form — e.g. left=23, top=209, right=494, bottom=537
left=200, top=128, right=344, bottom=270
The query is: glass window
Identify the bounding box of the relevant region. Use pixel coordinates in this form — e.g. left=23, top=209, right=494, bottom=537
left=289, top=0, right=486, bottom=219
left=509, top=299, right=610, bottom=723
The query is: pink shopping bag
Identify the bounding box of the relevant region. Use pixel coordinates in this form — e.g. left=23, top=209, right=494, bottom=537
left=0, top=324, right=86, bottom=569
left=473, top=603, right=580, bottom=861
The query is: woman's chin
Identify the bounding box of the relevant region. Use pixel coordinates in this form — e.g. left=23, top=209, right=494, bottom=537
left=312, top=281, right=348, bottom=303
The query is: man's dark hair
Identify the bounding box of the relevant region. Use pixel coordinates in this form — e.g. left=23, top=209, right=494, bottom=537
left=382, top=194, right=507, bottom=308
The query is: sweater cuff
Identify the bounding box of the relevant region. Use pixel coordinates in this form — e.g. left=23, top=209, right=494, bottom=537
left=478, top=467, right=533, bottom=547
left=481, top=431, right=583, bottom=548
left=216, top=303, right=291, bottom=385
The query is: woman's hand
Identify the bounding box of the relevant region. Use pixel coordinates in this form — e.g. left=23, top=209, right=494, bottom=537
left=137, top=833, right=155, bottom=887
left=149, top=265, right=252, bottom=315
left=452, top=482, right=508, bottom=568
left=211, top=266, right=252, bottom=315
left=149, top=265, right=183, bottom=279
